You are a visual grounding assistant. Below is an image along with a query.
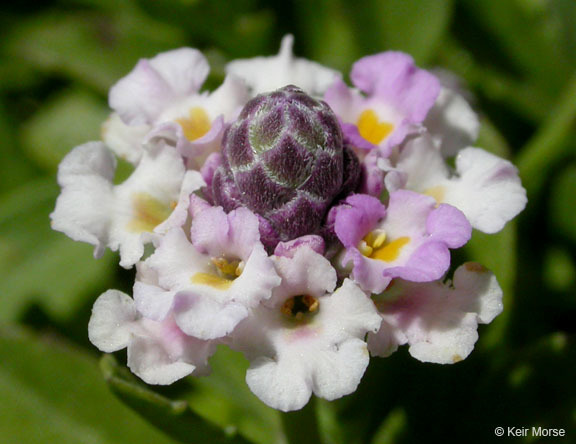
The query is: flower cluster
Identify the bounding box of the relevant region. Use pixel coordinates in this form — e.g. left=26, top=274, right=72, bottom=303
left=51, top=36, right=526, bottom=412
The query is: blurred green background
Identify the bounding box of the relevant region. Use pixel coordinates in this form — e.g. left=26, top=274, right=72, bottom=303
left=0, top=0, right=575, bottom=443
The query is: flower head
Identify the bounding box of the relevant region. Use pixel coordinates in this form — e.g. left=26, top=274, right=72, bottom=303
left=51, top=37, right=526, bottom=412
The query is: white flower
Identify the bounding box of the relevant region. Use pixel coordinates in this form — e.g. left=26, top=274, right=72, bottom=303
left=368, top=262, right=503, bottom=364
left=101, top=113, right=150, bottom=164
left=424, top=69, right=480, bottom=157
left=226, top=35, right=341, bottom=97
left=134, top=207, right=281, bottom=340
left=89, top=290, right=215, bottom=385
left=381, top=133, right=527, bottom=233
left=424, top=85, right=480, bottom=157
left=50, top=141, right=204, bottom=268
left=230, top=247, right=381, bottom=411
left=108, top=48, right=249, bottom=167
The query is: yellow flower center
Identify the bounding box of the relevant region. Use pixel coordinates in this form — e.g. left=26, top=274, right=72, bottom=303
left=127, top=192, right=173, bottom=233
left=176, top=107, right=211, bottom=141
left=359, top=230, right=410, bottom=262
left=357, top=109, right=394, bottom=145
left=281, top=295, right=319, bottom=321
left=190, top=257, right=244, bottom=290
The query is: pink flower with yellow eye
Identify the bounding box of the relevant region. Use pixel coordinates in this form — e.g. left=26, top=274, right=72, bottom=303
left=330, top=191, right=471, bottom=294
left=108, top=48, right=249, bottom=168
left=324, top=51, right=440, bottom=156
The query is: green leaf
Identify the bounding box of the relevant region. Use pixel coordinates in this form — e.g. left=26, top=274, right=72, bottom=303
left=550, top=0, right=576, bottom=64
left=280, top=399, right=321, bottom=444
left=101, top=346, right=283, bottom=444
left=370, top=408, right=407, bottom=444
left=550, top=163, right=576, bottom=244
left=316, top=399, right=346, bottom=444
left=0, top=179, right=115, bottom=322
left=543, top=247, right=576, bottom=293
left=0, top=57, right=39, bottom=93
left=20, top=88, right=109, bottom=171
left=436, top=37, right=553, bottom=123
left=517, top=74, right=576, bottom=198
left=135, top=0, right=274, bottom=58
left=5, top=10, right=185, bottom=93
left=0, top=100, right=38, bottom=195
left=364, top=0, right=453, bottom=64
left=0, top=325, right=178, bottom=444
left=100, top=355, right=253, bottom=444
left=292, top=0, right=361, bottom=72
left=460, top=0, right=572, bottom=90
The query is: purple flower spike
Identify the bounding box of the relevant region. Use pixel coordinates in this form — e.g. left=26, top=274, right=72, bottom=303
left=212, top=85, right=361, bottom=248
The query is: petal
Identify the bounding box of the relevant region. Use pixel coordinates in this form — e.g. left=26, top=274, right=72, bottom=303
left=382, top=190, right=436, bottom=238
left=133, top=280, right=176, bottom=322
left=347, top=248, right=394, bottom=294
left=127, top=318, right=215, bottom=384
left=425, top=86, right=480, bottom=157
left=442, top=147, right=527, bottom=233
left=246, top=356, right=311, bottom=412
left=109, top=59, right=174, bottom=125
left=395, top=134, right=449, bottom=192
left=231, top=244, right=281, bottom=307
left=148, top=228, right=209, bottom=291
left=112, top=146, right=187, bottom=267
left=154, top=170, right=205, bottom=234
left=318, top=279, right=381, bottom=342
left=149, top=47, right=209, bottom=98
left=274, top=235, right=326, bottom=258
left=311, top=338, right=370, bottom=401
left=128, top=335, right=197, bottom=385
left=191, top=206, right=261, bottom=259
left=371, top=263, right=503, bottom=364
left=204, top=74, right=250, bottom=121
left=426, top=203, right=471, bottom=248
left=332, top=194, right=386, bottom=248
left=323, top=79, right=358, bottom=123
left=50, top=142, right=116, bottom=258
left=351, top=52, right=440, bottom=123
left=226, top=34, right=341, bottom=97
left=173, top=291, right=249, bottom=339
left=383, top=240, right=451, bottom=282
left=88, top=290, right=138, bottom=352
left=109, top=48, right=209, bottom=125
left=272, top=247, right=337, bottom=303
left=101, top=113, right=149, bottom=164
left=453, top=262, right=504, bottom=324
left=366, top=321, right=401, bottom=357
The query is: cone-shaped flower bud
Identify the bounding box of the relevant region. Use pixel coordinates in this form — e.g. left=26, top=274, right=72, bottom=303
left=212, top=85, right=360, bottom=248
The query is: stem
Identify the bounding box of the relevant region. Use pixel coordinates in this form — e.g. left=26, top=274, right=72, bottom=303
left=517, top=73, right=576, bottom=197
left=281, top=397, right=322, bottom=444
